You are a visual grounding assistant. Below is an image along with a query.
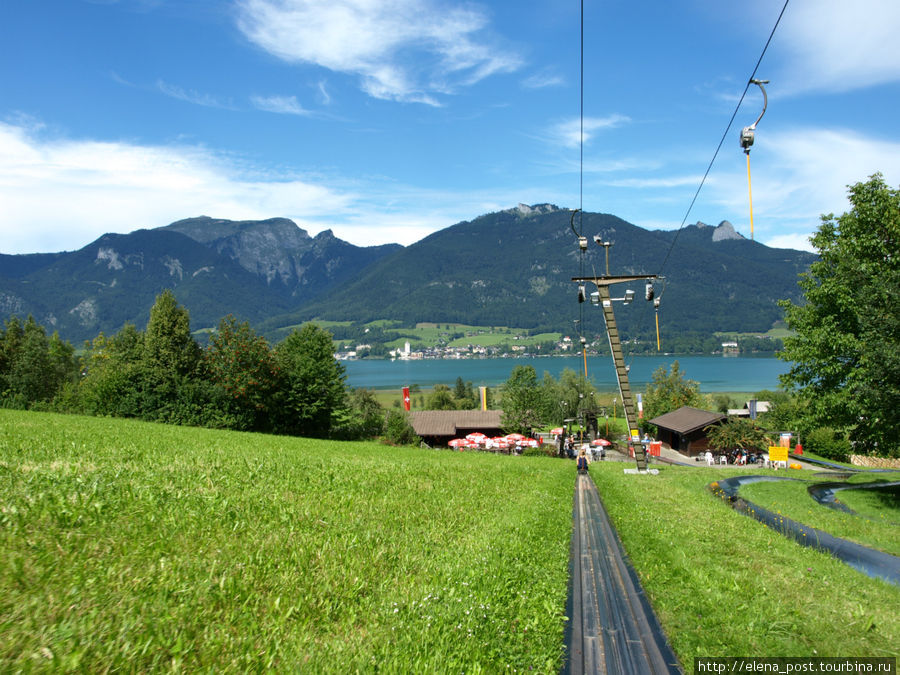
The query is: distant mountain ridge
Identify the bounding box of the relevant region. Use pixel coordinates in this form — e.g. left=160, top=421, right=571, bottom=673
left=270, top=204, right=815, bottom=339
left=0, top=217, right=400, bottom=343
left=0, top=207, right=815, bottom=345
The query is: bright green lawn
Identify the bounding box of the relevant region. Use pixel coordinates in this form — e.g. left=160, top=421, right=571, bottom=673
left=0, top=410, right=573, bottom=672
left=740, top=473, right=900, bottom=556
left=3, top=410, right=899, bottom=673
left=591, top=463, right=900, bottom=663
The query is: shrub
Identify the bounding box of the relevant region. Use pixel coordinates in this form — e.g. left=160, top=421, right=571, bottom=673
left=805, top=427, right=851, bottom=462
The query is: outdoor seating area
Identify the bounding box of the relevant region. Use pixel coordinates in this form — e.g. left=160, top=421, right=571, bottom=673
left=447, top=432, right=542, bottom=453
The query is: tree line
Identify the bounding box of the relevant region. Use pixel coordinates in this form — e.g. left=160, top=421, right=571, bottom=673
left=0, top=290, right=386, bottom=441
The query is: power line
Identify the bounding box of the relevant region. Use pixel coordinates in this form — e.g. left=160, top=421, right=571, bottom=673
left=656, top=0, right=790, bottom=277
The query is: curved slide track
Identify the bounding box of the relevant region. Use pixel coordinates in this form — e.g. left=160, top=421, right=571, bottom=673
left=711, top=475, right=900, bottom=586
left=564, top=473, right=682, bottom=674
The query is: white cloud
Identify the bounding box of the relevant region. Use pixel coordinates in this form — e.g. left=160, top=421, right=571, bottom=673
left=156, top=80, right=233, bottom=108
left=0, top=122, right=352, bottom=253
left=764, top=232, right=814, bottom=252
left=0, top=121, right=522, bottom=254
left=235, top=0, right=521, bottom=104
left=521, top=68, right=564, bottom=90
left=681, top=127, right=900, bottom=247
left=550, top=115, right=630, bottom=149
left=776, top=0, right=900, bottom=93
left=251, top=94, right=311, bottom=115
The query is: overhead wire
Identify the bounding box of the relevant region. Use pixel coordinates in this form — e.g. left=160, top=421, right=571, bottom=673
left=616, top=0, right=789, bottom=368
left=655, top=0, right=790, bottom=279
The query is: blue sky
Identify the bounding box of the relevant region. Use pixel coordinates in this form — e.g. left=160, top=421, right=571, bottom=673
left=2, top=0, right=899, bottom=255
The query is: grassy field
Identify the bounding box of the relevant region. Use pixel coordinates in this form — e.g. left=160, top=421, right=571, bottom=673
left=740, top=473, right=900, bottom=556
left=0, top=410, right=573, bottom=672
left=593, top=462, right=900, bottom=661
left=2, top=410, right=898, bottom=672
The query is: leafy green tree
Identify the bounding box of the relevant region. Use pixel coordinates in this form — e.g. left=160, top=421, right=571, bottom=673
left=501, top=365, right=543, bottom=433
left=204, top=315, right=278, bottom=431
left=710, top=393, right=737, bottom=415
left=142, top=291, right=202, bottom=422
left=274, top=323, right=348, bottom=437
left=452, top=377, right=479, bottom=409
left=427, top=383, right=457, bottom=410
left=0, top=316, right=74, bottom=407
left=382, top=409, right=419, bottom=446
left=779, top=174, right=900, bottom=456
left=144, top=290, right=200, bottom=378
left=642, top=360, right=704, bottom=426
left=79, top=324, right=147, bottom=418
left=333, top=388, right=385, bottom=440
left=706, top=418, right=771, bottom=452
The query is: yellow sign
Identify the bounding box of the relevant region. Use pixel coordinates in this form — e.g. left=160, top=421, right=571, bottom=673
left=768, top=446, right=789, bottom=463
left=630, top=429, right=640, bottom=440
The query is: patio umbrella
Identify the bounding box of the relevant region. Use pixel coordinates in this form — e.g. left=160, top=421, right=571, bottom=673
left=550, top=427, right=564, bottom=435
left=448, top=438, right=468, bottom=448
left=505, top=433, right=527, bottom=441
left=466, top=432, right=487, bottom=444
left=591, top=438, right=612, bottom=446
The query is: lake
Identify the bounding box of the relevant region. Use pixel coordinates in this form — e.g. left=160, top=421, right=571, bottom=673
left=342, top=354, right=789, bottom=392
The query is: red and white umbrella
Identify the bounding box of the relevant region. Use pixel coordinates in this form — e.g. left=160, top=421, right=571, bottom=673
left=466, top=432, right=487, bottom=444
left=492, top=437, right=510, bottom=448
left=550, top=427, right=564, bottom=435
left=523, top=438, right=541, bottom=447
left=448, top=438, right=469, bottom=448
left=505, top=433, right=527, bottom=441
left=591, top=438, right=612, bottom=446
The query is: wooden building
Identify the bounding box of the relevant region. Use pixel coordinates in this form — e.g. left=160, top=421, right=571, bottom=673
left=648, top=406, right=726, bottom=456
left=409, top=410, right=504, bottom=447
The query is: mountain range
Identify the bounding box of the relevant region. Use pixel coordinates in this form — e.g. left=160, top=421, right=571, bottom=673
left=0, top=206, right=816, bottom=345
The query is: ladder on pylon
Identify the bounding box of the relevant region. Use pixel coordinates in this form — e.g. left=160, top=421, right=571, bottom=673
left=595, top=284, right=646, bottom=470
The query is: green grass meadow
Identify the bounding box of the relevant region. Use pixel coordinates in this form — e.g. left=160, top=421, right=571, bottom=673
left=2, top=410, right=899, bottom=672
left=0, top=410, right=572, bottom=672
left=739, top=473, right=900, bottom=556
left=592, top=462, right=900, bottom=662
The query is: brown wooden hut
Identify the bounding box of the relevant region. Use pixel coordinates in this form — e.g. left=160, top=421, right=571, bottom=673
left=647, top=406, right=726, bottom=456
left=409, top=410, right=504, bottom=447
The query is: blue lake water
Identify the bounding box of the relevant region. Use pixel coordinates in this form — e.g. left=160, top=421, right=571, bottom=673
left=342, top=354, right=789, bottom=392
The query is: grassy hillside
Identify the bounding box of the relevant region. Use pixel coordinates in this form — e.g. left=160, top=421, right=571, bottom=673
left=0, top=410, right=572, bottom=672
left=2, top=410, right=898, bottom=672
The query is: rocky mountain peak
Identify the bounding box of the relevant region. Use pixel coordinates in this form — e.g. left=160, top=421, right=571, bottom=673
left=712, top=220, right=744, bottom=242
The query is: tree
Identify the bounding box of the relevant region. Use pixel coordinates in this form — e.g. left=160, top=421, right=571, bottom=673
left=500, top=365, right=543, bottom=433
left=274, top=323, right=348, bottom=437
left=706, top=418, right=771, bottom=452
left=204, top=315, right=278, bottom=431
left=779, top=174, right=900, bottom=456
left=79, top=325, right=146, bottom=417
left=427, top=383, right=457, bottom=410
left=382, top=409, right=419, bottom=446
left=0, top=316, right=74, bottom=407
left=333, top=388, right=385, bottom=440
left=142, top=290, right=202, bottom=422
left=642, top=360, right=704, bottom=425
left=144, top=290, right=200, bottom=378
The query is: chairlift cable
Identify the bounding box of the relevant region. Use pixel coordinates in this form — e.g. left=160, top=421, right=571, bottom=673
left=655, top=0, right=789, bottom=278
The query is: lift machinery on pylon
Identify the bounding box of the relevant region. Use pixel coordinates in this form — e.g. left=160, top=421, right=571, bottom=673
left=573, top=237, right=658, bottom=472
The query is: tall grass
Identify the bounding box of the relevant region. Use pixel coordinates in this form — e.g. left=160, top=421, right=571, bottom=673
left=0, top=410, right=573, bottom=672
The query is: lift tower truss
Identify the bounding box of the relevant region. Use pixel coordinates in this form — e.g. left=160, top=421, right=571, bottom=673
left=573, top=274, right=658, bottom=471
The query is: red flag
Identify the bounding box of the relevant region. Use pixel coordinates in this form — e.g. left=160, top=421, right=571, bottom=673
left=402, top=386, right=411, bottom=411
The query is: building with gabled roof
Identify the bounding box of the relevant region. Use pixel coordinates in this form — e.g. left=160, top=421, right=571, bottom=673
left=647, top=406, right=726, bottom=455
left=409, top=410, right=504, bottom=447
